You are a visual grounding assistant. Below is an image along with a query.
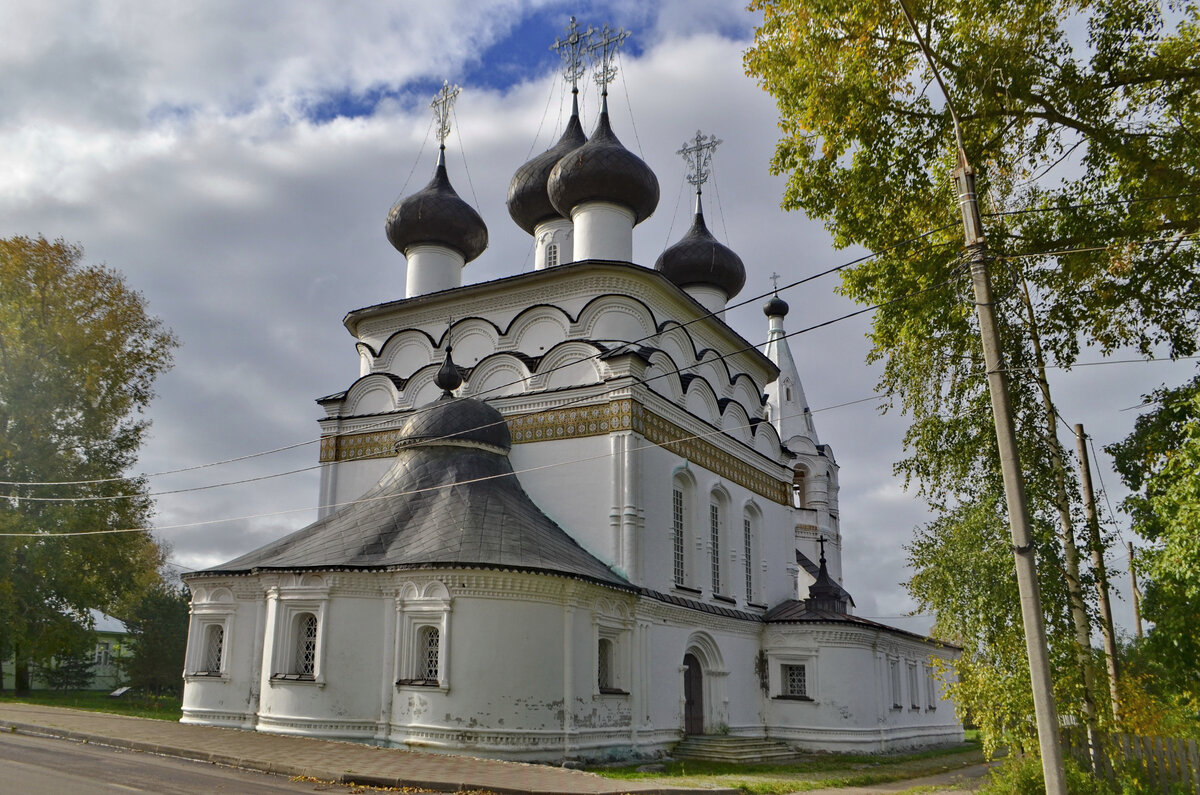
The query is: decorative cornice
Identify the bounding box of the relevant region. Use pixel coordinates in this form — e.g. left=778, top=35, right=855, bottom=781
left=320, top=397, right=791, bottom=504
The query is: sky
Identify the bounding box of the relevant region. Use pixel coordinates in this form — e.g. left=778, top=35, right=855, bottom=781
left=1, top=0, right=1190, bottom=637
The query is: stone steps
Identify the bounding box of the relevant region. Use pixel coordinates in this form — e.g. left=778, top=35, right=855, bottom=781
left=672, top=735, right=799, bottom=763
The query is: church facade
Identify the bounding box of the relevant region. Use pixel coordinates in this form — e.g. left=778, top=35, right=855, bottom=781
left=181, top=23, right=961, bottom=762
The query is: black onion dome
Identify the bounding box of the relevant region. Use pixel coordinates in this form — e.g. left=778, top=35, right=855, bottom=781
left=654, top=210, right=746, bottom=299
left=398, top=394, right=512, bottom=453
left=547, top=111, right=659, bottom=225
left=764, top=294, right=790, bottom=318
left=386, top=158, right=488, bottom=263
left=507, top=112, right=587, bottom=235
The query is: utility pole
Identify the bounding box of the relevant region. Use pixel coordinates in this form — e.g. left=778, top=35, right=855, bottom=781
left=1075, top=423, right=1121, bottom=719
left=894, top=3, right=1067, bottom=791
left=1129, top=542, right=1144, bottom=639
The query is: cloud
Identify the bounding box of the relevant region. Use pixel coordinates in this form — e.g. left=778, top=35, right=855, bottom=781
left=1, top=1, right=1171, bottom=638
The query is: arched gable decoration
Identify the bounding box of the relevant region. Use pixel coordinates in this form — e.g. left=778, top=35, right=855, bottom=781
left=576, top=294, right=657, bottom=341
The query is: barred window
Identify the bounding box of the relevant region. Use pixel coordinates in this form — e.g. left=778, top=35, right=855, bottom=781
left=295, top=613, right=318, bottom=677
left=783, top=664, right=807, bottom=697
left=419, top=625, right=440, bottom=681
left=203, top=625, right=224, bottom=673
left=889, top=659, right=901, bottom=708
left=744, top=517, right=753, bottom=602
left=597, top=637, right=613, bottom=690
left=710, top=503, right=721, bottom=594
left=672, top=488, right=685, bottom=586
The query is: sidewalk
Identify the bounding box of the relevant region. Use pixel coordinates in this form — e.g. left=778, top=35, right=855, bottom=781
left=0, top=703, right=736, bottom=795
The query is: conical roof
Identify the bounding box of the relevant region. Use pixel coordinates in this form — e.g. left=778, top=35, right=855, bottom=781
left=199, top=395, right=627, bottom=589
left=507, top=106, right=587, bottom=235
left=386, top=153, right=488, bottom=263
left=547, top=110, right=659, bottom=225
left=655, top=206, right=745, bottom=300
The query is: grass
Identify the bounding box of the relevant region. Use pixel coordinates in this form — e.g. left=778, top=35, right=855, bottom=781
left=0, top=689, right=183, bottom=721
left=588, top=742, right=986, bottom=794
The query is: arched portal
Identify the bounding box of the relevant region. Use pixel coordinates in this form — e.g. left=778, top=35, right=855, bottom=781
left=683, top=652, right=704, bottom=735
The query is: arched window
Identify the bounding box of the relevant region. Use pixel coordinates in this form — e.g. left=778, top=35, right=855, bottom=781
left=672, top=485, right=686, bottom=586
left=597, top=637, right=613, bottom=690
left=743, top=514, right=754, bottom=603
left=294, top=612, right=318, bottom=677
left=203, top=624, right=224, bottom=673
left=419, top=625, right=440, bottom=681
left=546, top=243, right=559, bottom=268
left=793, top=468, right=808, bottom=508
left=709, top=500, right=722, bottom=595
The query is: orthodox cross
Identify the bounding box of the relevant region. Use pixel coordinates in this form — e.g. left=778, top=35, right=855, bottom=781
left=430, top=80, right=461, bottom=148
left=677, top=130, right=722, bottom=194
left=770, top=272, right=781, bottom=293
left=588, top=24, right=630, bottom=96
left=818, top=535, right=827, bottom=562
left=551, top=16, right=593, bottom=93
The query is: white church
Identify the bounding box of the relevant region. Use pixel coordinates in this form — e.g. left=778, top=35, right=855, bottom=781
left=181, top=21, right=962, bottom=762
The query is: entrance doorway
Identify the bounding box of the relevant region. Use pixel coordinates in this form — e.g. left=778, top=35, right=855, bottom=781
left=683, top=653, right=704, bottom=735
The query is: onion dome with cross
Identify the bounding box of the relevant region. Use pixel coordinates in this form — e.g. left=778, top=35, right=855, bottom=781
left=655, top=131, right=745, bottom=313
left=386, top=82, right=488, bottom=298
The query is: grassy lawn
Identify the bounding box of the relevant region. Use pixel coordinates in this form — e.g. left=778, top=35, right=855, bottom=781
left=588, top=742, right=986, bottom=794
left=0, top=689, right=183, bottom=721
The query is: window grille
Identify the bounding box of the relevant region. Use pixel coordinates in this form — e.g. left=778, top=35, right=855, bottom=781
left=546, top=243, right=558, bottom=267
left=597, top=638, right=613, bottom=690
left=783, top=664, right=807, bottom=697
left=672, top=488, right=685, bottom=586
left=203, top=625, right=224, bottom=673
left=710, top=503, right=721, bottom=594
left=420, top=626, right=440, bottom=681
left=296, top=613, right=318, bottom=677
left=744, top=516, right=753, bottom=602
left=889, top=659, right=901, bottom=707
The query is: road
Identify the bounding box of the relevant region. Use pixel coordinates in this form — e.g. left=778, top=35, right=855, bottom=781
left=0, top=730, right=370, bottom=794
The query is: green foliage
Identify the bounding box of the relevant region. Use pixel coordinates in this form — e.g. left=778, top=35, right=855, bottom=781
left=119, top=583, right=189, bottom=695
left=746, top=0, right=1200, bottom=755
left=0, top=236, right=177, bottom=691
left=1108, top=375, right=1200, bottom=719
left=35, top=647, right=96, bottom=691
left=0, top=689, right=181, bottom=721
left=979, top=754, right=1111, bottom=794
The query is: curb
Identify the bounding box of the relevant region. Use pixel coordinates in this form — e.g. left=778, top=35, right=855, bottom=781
left=1, top=718, right=738, bottom=795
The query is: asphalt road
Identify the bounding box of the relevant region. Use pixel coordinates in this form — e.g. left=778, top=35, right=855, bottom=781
left=0, top=730, right=363, bottom=794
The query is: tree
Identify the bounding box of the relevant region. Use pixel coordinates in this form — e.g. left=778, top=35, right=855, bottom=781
left=0, top=236, right=177, bottom=693
left=1108, top=374, right=1200, bottom=718
left=746, top=0, right=1199, bottom=751
left=119, top=583, right=189, bottom=695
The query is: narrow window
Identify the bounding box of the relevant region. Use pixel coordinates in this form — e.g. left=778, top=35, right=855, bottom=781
left=203, top=625, right=224, bottom=673
left=908, top=662, right=920, bottom=709
left=926, top=666, right=938, bottom=710
left=546, top=243, right=558, bottom=267
left=785, top=386, right=792, bottom=401
left=94, top=642, right=112, bottom=667
left=782, top=664, right=807, bottom=697
left=793, top=469, right=807, bottom=508
left=295, top=613, right=318, bottom=677
left=889, top=659, right=901, bottom=708
left=672, top=488, right=685, bottom=586
left=420, top=626, right=440, bottom=681
left=597, top=638, right=613, bottom=691
left=744, top=516, right=753, bottom=602
left=710, top=503, right=721, bottom=594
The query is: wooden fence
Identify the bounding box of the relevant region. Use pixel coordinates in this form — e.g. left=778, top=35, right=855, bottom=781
left=1062, top=728, right=1200, bottom=793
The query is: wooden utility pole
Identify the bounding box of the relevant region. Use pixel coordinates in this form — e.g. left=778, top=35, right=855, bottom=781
left=891, top=6, right=1067, bottom=793
left=1129, top=542, right=1144, bottom=639
left=1075, top=423, right=1120, bottom=719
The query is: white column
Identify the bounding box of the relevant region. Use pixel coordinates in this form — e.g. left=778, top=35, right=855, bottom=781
left=404, top=244, right=464, bottom=298
left=571, top=201, right=634, bottom=262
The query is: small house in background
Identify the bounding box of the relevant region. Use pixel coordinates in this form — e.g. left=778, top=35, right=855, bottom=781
left=1, top=610, right=129, bottom=691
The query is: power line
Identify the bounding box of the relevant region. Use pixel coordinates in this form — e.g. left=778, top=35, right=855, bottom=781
left=2, top=224, right=960, bottom=489
left=983, top=191, right=1200, bottom=219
